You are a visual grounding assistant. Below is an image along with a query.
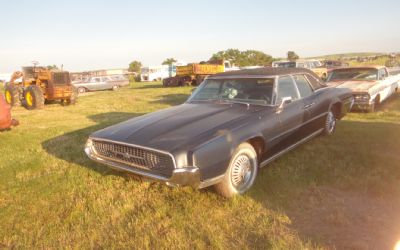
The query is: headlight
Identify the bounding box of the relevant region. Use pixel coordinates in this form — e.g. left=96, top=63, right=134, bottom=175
left=85, top=138, right=93, bottom=148
left=353, top=94, right=370, bottom=101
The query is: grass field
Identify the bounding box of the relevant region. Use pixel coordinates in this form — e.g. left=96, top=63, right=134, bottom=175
left=1, top=82, right=400, bottom=249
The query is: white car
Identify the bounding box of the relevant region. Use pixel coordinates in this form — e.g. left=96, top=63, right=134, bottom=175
left=326, top=66, right=400, bottom=112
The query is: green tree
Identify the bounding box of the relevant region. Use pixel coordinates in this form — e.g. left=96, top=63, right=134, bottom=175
left=162, top=58, right=177, bottom=65
left=128, top=60, right=142, bottom=73
left=287, top=51, right=299, bottom=61
left=210, top=49, right=273, bottom=67
left=47, top=65, right=58, bottom=70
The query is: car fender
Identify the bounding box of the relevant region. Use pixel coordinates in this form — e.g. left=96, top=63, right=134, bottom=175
left=190, top=119, right=267, bottom=181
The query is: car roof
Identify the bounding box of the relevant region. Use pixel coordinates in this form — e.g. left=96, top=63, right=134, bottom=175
left=210, top=67, right=319, bottom=78
left=330, top=65, right=385, bottom=71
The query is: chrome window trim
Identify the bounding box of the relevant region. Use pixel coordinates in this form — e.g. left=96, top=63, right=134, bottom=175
left=274, top=74, right=301, bottom=105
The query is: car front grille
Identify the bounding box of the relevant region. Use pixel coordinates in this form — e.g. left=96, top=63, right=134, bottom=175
left=92, top=140, right=175, bottom=178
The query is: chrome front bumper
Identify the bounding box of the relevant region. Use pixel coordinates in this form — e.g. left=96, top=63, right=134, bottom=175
left=84, top=140, right=205, bottom=188
left=351, top=100, right=373, bottom=111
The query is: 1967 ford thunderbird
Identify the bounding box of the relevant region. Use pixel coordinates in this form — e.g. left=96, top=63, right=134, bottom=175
left=85, top=68, right=353, bottom=197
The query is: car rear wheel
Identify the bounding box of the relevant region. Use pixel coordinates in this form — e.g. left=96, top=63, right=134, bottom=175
left=112, top=85, right=119, bottom=91
left=78, top=87, right=86, bottom=94
left=61, top=89, right=77, bottom=106
left=214, top=142, right=258, bottom=198
left=322, top=110, right=336, bottom=136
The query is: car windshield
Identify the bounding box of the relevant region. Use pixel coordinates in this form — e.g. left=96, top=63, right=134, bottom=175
left=188, top=78, right=274, bottom=105
left=328, top=68, right=378, bottom=81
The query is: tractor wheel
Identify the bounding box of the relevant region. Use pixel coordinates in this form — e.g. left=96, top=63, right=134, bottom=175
left=62, top=88, right=78, bottom=106
left=23, top=85, right=44, bottom=110
left=4, top=84, right=21, bottom=106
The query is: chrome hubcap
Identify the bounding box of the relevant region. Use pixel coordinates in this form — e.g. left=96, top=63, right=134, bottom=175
left=327, top=112, right=336, bottom=133
left=231, top=154, right=253, bottom=191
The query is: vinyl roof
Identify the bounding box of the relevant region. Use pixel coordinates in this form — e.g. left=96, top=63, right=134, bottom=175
left=212, top=67, right=320, bottom=78
left=331, top=65, right=385, bottom=70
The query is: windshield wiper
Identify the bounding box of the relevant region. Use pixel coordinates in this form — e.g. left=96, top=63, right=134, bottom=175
left=219, top=99, right=252, bottom=107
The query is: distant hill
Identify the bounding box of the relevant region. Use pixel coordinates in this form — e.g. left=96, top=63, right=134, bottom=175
left=308, top=52, right=386, bottom=59
left=307, top=52, right=400, bottom=67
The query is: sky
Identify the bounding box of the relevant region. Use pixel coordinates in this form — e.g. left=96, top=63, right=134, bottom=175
left=0, top=0, right=399, bottom=73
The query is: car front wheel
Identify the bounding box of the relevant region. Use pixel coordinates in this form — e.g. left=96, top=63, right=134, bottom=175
left=214, top=142, right=258, bottom=198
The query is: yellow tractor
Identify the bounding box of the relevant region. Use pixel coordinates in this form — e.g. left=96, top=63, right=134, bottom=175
left=4, top=66, right=77, bottom=110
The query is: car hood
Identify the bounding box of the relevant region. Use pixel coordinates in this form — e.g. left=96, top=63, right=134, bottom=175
left=327, top=80, right=377, bottom=92
left=90, top=103, right=265, bottom=152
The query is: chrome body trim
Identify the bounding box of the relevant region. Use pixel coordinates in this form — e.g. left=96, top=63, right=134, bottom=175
left=260, top=128, right=324, bottom=168
left=197, top=174, right=225, bottom=189
left=269, top=112, right=327, bottom=142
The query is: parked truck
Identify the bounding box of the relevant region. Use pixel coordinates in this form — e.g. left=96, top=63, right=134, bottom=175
left=141, top=65, right=176, bottom=82
left=162, top=60, right=237, bottom=87
left=4, top=66, right=77, bottom=110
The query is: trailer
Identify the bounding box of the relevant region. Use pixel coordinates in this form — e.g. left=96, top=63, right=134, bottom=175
left=140, top=65, right=176, bottom=82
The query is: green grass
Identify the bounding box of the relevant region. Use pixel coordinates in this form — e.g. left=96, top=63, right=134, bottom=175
left=1, top=82, right=400, bottom=249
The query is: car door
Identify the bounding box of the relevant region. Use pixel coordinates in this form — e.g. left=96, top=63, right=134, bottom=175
left=101, top=77, right=113, bottom=90
left=273, top=75, right=304, bottom=143
left=293, top=74, right=324, bottom=134
left=378, top=68, right=397, bottom=102
left=90, top=77, right=103, bottom=90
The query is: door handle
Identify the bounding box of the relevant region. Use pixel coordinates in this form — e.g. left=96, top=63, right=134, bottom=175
left=304, top=102, right=315, bottom=109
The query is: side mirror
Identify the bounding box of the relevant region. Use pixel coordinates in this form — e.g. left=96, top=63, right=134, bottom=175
left=277, top=96, right=292, bottom=112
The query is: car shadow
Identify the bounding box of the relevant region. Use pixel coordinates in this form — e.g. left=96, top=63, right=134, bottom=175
left=41, top=112, right=145, bottom=177
left=150, top=93, right=190, bottom=106
left=135, top=83, right=164, bottom=89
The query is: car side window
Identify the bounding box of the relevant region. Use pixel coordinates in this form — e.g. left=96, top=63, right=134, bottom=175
left=277, top=76, right=299, bottom=103
left=378, top=68, right=388, bottom=79
left=293, top=75, right=313, bottom=98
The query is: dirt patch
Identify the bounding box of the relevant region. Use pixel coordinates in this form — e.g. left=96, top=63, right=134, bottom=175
left=288, top=186, right=400, bottom=250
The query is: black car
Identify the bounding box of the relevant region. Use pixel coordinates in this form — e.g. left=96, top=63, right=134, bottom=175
left=85, top=68, right=353, bottom=197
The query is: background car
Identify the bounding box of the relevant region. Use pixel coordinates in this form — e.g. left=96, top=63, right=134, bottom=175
left=73, top=75, right=129, bottom=94
left=326, top=66, right=400, bottom=112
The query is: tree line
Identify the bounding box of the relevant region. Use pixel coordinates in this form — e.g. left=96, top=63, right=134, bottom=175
left=128, top=49, right=300, bottom=73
